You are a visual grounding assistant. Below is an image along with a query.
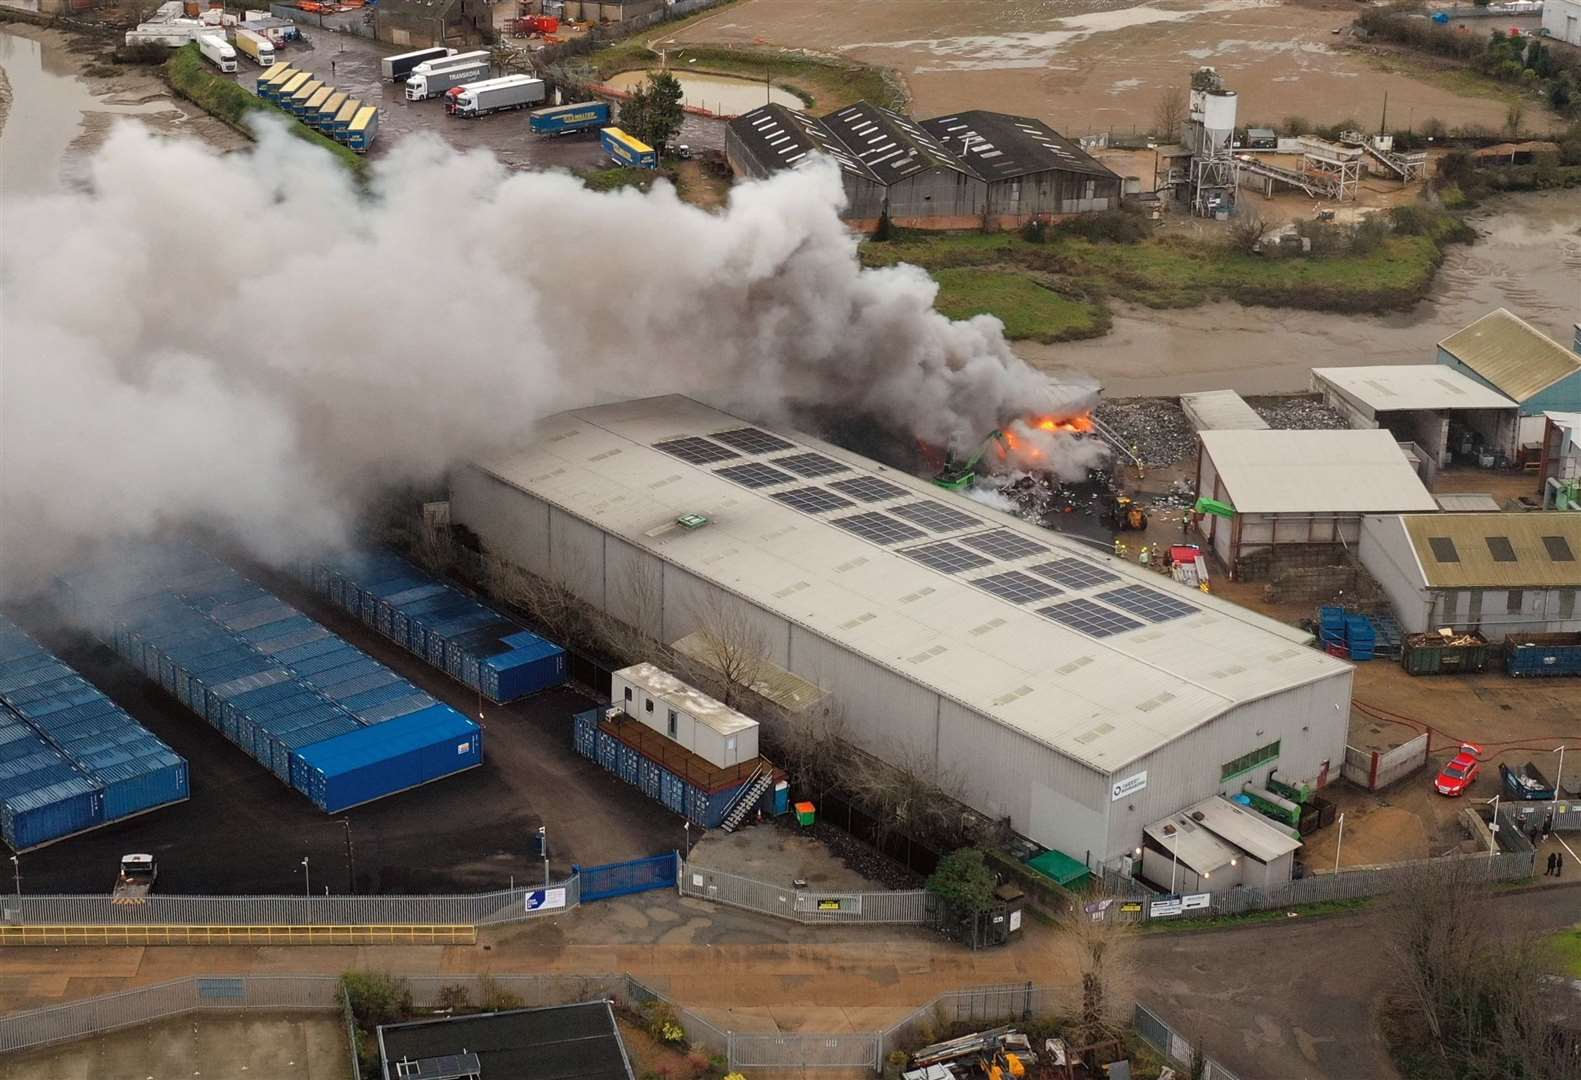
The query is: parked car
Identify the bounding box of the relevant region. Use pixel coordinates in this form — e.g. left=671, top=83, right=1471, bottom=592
left=1435, top=748, right=1482, bottom=796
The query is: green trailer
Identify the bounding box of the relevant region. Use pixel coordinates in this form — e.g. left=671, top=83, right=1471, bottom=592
left=1402, top=632, right=1490, bottom=675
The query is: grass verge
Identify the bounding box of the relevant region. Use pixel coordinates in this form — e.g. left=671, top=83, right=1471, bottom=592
left=589, top=40, right=904, bottom=113
left=1549, top=925, right=1581, bottom=976
left=1139, top=896, right=1373, bottom=933
left=863, top=212, right=1468, bottom=317
left=163, top=44, right=364, bottom=174
left=929, top=268, right=1107, bottom=343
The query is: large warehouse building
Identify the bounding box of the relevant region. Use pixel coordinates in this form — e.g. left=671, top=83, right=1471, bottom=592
left=452, top=397, right=1352, bottom=870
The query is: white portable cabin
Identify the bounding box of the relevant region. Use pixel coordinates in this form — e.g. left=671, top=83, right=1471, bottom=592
left=611, top=663, right=759, bottom=769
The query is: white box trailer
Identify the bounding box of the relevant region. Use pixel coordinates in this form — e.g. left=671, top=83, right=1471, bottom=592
left=198, top=33, right=238, bottom=73
left=447, top=75, right=544, bottom=118
left=380, top=46, right=454, bottom=82
left=124, top=19, right=205, bottom=47
left=411, top=49, right=490, bottom=77
left=231, top=27, right=275, bottom=67
left=405, top=57, right=490, bottom=100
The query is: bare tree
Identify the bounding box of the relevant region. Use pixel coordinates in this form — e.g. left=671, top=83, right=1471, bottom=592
left=1055, top=885, right=1138, bottom=1045
left=483, top=553, right=586, bottom=645
left=775, top=704, right=847, bottom=792
left=1505, top=99, right=1525, bottom=139
left=685, top=589, right=768, bottom=708
left=409, top=515, right=460, bottom=577
left=1153, top=86, right=1188, bottom=142
left=1227, top=211, right=1268, bottom=254
left=835, top=743, right=969, bottom=849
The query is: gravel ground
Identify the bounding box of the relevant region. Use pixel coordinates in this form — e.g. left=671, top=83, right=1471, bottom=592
left=1095, top=399, right=1196, bottom=467
left=1253, top=397, right=1351, bottom=430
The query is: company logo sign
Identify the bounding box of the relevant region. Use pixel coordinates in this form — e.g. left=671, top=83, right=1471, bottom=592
left=1111, top=770, right=1148, bottom=801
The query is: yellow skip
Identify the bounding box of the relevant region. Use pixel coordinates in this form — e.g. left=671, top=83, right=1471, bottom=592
left=0, top=924, right=477, bottom=946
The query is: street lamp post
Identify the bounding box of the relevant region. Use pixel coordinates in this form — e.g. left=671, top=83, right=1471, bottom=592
left=1487, top=795, right=1500, bottom=863
left=302, top=856, right=311, bottom=922
left=538, top=825, right=548, bottom=886
left=1554, top=745, right=1567, bottom=817
left=343, top=819, right=355, bottom=895
left=9, top=856, right=17, bottom=902
left=1333, top=813, right=1345, bottom=875
left=1169, top=826, right=1180, bottom=893
left=683, top=821, right=691, bottom=861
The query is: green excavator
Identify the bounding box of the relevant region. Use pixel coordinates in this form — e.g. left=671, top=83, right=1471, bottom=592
left=933, top=430, right=1008, bottom=491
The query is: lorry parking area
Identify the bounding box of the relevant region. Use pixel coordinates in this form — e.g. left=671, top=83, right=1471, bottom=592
left=232, top=32, right=723, bottom=167
left=7, top=575, right=681, bottom=897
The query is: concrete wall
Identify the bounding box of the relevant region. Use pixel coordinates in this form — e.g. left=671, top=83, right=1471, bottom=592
left=454, top=464, right=1352, bottom=869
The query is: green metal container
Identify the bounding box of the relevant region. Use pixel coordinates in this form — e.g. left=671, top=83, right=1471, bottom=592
left=1402, top=634, right=1490, bottom=676
left=794, top=801, right=815, bottom=826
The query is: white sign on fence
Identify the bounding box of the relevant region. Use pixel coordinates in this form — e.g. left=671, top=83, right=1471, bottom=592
left=1150, top=896, right=1183, bottom=918
left=1181, top=892, right=1211, bottom=911
left=525, top=887, right=567, bottom=912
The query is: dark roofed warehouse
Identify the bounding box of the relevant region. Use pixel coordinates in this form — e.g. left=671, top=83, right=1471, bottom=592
left=726, top=101, right=1122, bottom=230
left=378, top=1000, right=636, bottom=1080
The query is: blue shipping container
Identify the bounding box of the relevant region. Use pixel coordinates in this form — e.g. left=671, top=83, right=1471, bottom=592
left=292, top=704, right=482, bottom=812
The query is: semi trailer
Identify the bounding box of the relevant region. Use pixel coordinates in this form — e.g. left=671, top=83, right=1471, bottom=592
left=343, top=106, right=379, bottom=152
left=380, top=46, right=453, bottom=81
left=600, top=126, right=657, bottom=168
left=198, top=33, right=238, bottom=73
left=446, top=75, right=544, bottom=118
left=231, top=27, right=275, bottom=67
left=528, top=100, right=611, bottom=135
left=405, top=57, right=490, bottom=101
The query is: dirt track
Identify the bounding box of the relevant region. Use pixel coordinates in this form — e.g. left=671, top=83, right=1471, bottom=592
left=671, top=0, right=1544, bottom=135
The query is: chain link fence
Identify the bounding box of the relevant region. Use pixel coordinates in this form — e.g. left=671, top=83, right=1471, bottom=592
left=0, top=875, right=580, bottom=928
left=1132, top=1003, right=1242, bottom=1080
left=679, top=862, right=939, bottom=925
left=878, top=983, right=1056, bottom=1064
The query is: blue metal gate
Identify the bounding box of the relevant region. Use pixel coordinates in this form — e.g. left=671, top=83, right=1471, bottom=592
left=575, top=853, right=678, bottom=902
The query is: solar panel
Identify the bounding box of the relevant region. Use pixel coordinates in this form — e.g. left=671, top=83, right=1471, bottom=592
left=710, top=427, right=795, bottom=454
left=1038, top=598, right=1143, bottom=638
left=829, top=476, right=909, bottom=503
left=1029, top=557, right=1121, bottom=590
left=831, top=512, right=926, bottom=546
left=772, top=452, right=848, bottom=478
left=1096, top=585, right=1197, bottom=623
left=972, top=571, right=1063, bottom=605
left=653, top=437, right=739, bottom=465
left=959, top=529, right=1048, bottom=561
left=901, top=542, right=993, bottom=574
left=715, top=462, right=796, bottom=489
left=771, top=487, right=855, bottom=514
left=889, top=501, right=980, bottom=533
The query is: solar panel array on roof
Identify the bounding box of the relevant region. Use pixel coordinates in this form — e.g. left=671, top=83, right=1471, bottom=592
left=771, top=487, right=854, bottom=514
left=654, top=437, right=738, bottom=465
left=959, top=528, right=1048, bottom=561
left=715, top=462, right=796, bottom=489
left=0, top=616, right=189, bottom=851
left=831, top=511, right=928, bottom=545
left=828, top=476, right=909, bottom=503
left=1029, top=557, right=1121, bottom=590
left=709, top=427, right=795, bottom=454
left=1096, top=585, right=1198, bottom=623
left=902, top=541, right=993, bottom=574
left=971, top=570, right=1063, bottom=605
left=1039, top=598, right=1143, bottom=638
left=889, top=500, right=981, bottom=533
left=773, top=452, right=848, bottom=477
left=57, top=544, right=484, bottom=814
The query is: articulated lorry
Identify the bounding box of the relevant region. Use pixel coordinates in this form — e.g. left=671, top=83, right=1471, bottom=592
left=405, top=56, right=490, bottom=101
left=198, top=33, right=238, bottom=73
left=528, top=100, right=611, bottom=135
left=446, top=75, right=544, bottom=118
left=380, top=46, right=453, bottom=81
left=600, top=126, right=657, bottom=169
left=230, top=27, right=275, bottom=67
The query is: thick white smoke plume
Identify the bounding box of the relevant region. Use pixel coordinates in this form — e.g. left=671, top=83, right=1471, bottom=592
left=0, top=121, right=1096, bottom=581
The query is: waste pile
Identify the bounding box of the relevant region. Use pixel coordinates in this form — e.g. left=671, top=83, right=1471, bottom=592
left=1253, top=397, right=1349, bottom=430
left=1095, top=400, right=1196, bottom=467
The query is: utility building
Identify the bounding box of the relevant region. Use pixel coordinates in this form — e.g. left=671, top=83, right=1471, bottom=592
left=1194, top=429, right=1438, bottom=578
left=725, top=103, right=886, bottom=216
left=1143, top=795, right=1301, bottom=895
left=1437, top=309, right=1581, bottom=458
left=919, top=110, right=1121, bottom=224
left=453, top=396, right=1353, bottom=872
left=1311, top=365, right=1519, bottom=470
left=1360, top=512, right=1581, bottom=635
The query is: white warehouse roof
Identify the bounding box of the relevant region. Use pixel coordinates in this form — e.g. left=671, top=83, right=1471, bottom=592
left=471, top=396, right=1348, bottom=774
left=1200, top=429, right=1438, bottom=515
left=1311, top=365, right=1518, bottom=412
left=1179, top=390, right=1269, bottom=432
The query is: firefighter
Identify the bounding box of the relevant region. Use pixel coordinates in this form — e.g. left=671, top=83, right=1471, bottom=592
left=1138, top=545, right=1150, bottom=568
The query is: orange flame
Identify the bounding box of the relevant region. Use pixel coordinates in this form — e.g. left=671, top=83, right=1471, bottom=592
left=1031, top=413, right=1094, bottom=434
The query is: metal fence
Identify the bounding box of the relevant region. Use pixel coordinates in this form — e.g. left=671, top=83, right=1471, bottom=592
left=1133, top=1003, right=1242, bottom=1080
left=878, top=983, right=1057, bottom=1064
left=1508, top=798, right=1581, bottom=832
left=623, top=974, right=730, bottom=1062
left=679, top=862, right=938, bottom=925
left=0, top=875, right=579, bottom=927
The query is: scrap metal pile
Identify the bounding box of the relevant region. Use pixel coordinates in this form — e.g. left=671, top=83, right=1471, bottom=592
left=1254, top=398, right=1349, bottom=430
left=902, top=1024, right=1130, bottom=1080
left=1094, top=400, right=1196, bottom=467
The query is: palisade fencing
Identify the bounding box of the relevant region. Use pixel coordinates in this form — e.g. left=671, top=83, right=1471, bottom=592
left=1133, top=1003, right=1242, bottom=1080
left=0, top=875, right=580, bottom=927
left=679, top=862, right=939, bottom=926
left=623, top=975, right=731, bottom=1061
left=878, top=983, right=1056, bottom=1064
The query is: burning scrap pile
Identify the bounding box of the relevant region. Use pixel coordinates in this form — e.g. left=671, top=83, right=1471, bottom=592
left=1094, top=400, right=1196, bottom=467
left=1254, top=398, right=1349, bottom=430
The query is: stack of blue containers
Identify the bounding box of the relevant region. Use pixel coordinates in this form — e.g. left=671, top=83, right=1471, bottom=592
left=302, top=551, right=566, bottom=704
left=0, top=616, right=188, bottom=851
left=59, top=545, right=482, bottom=814
left=1345, top=615, right=1377, bottom=662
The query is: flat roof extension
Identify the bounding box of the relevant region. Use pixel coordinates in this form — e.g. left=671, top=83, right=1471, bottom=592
left=1200, top=429, right=1438, bottom=515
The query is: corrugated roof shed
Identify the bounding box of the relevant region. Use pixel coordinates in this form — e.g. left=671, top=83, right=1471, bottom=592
left=471, top=396, right=1348, bottom=773
left=1312, top=365, right=1518, bottom=412
left=821, top=101, right=969, bottom=184
left=1179, top=390, right=1269, bottom=432
left=1144, top=812, right=1238, bottom=876
left=1182, top=795, right=1301, bottom=862
left=1401, top=512, right=1581, bottom=588
left=1200, top=429, right=1438, bottom=514
left=1434, top=493, right=1503, bottom=513
left=729, top=103, right=878, bottom=181
left=1438, top=309, right=1581, bottom=401
left=919, top=110, right=1119, bottom=181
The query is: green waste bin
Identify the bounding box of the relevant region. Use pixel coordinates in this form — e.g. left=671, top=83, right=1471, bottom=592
left=794, top=801, right=816, bottom=826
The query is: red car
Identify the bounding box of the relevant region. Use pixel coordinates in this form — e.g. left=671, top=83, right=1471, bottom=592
left=1434, top=748, right=1482, bottom=797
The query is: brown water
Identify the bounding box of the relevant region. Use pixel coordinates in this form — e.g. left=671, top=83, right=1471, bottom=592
left=0, top=28, right=172, bottom=193
left=1028, top=189, right=1581, bottom=396
left=606, top=68, right=802, bottom=118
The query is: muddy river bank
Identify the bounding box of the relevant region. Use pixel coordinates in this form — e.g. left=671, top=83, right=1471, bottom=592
left=1030, top=188, right=1581, bottom=396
